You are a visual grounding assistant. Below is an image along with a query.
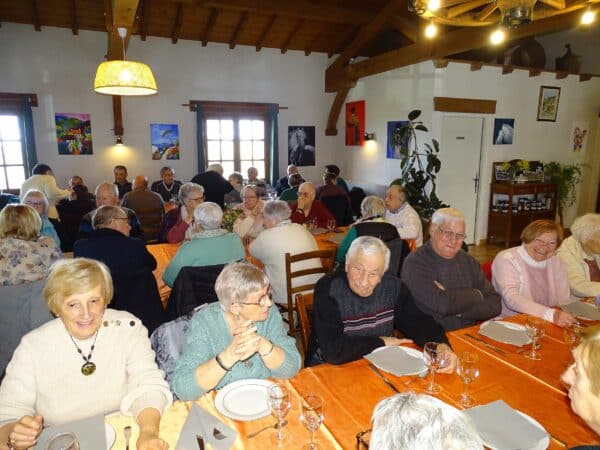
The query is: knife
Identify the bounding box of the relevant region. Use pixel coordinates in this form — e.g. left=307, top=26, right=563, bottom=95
left=368, top=363, right=400, bottom=393
left=465, top=333, right=508, bottom=356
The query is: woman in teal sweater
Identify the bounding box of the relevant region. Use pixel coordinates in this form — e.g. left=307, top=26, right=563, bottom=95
left=172, top=262, right=302, bottom=400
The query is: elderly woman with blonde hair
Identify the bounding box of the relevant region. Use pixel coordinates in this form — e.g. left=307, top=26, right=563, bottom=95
left=0, top=204, right=61, bottom=286
left=172, top=262, right=301, bottom=400
left=557, top=213, right=600, bottom=298
left=0, top=258, right=172, bottom=450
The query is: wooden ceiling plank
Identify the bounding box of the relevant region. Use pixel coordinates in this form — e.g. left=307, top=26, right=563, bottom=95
left=475, top=3, right=498, bottom=20
left=229, top=11, right=248, bottom=49
left=538, top=0, right=566, bottom=9
left=328, top=0, right=405, bottom=72
left=329, top=26, right=360, bottom=58
left=30, top=0, right=41, bottom=31
left=448, top=0, right=493, bottom=19
left=138, top=0, right=148, bottom=41
left=326, top=87, right=351, bottom=136
left=390, top=16, right=419, bottom=42
left=325, top=10, right=586, bottom=92
left=70, top=0, right=78, bottom=35
left=104, top=0, right=113, bottom=32
left=201, top=8, right=219, bottom=47
left=172, top=3, right=184, bottom=44
left=440, top=0, right=476, bottom=7
left=304, top=27, right=325, bottom=56
left=280, top=18, right=304, bottom=54
left=107, top=0, right=139, bottom=60
left=256, top=14, right=277, bottom=52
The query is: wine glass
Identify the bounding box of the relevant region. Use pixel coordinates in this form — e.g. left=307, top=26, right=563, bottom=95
left=307, top=218, right=318, bottom=233
left=326, top=219, right=337, bottom=233
left=524, top=316, right=546, bottom=360
left=563, top=324, right=582, bottom=349
left=268, top=384, right=292, bottom=446
left=422, top=342, right=449, bottom=394
left=45, top=432, right=79, bottom=450
left=300, top=393, right=324, bottom=450
left=457, top=351, right=480, bottom=407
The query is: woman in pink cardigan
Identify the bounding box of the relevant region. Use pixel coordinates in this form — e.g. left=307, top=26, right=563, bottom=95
left=491, top=220, right=577, bottom=327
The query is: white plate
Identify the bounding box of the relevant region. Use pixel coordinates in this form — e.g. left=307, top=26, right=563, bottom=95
left=480, top=320, right=532, bottom=345
left=370, top=346, right=428, bottom=376
left=105, top=423, right=116, bottom=449
left=483, top=411, right=549, bottom=450
left=215, top=379, right=274, bottom=421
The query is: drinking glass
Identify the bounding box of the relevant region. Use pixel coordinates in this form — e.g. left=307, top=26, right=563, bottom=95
left=268, top=384, right=292, bottom=446
left=563, top=324, right=582, bottom=349
left=422, top=342, right=449, bottom=394
left=326, top=219, right=337, bottom=233
left=300, top=393, right=324, bottom=450
left=457, top=351, right=480, bottom=407
left=307, top=218, right=318, bottom=232
left=45, top=432, right=79, bottom=450
left=524, top=316, right=546, bottom=360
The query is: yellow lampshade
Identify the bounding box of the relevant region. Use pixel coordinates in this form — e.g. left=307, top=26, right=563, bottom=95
left=94, top=60, right=158, bottom=96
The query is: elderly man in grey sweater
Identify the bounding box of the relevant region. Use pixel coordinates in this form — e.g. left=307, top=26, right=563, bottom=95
left=402, top=208, right=501, bottom=331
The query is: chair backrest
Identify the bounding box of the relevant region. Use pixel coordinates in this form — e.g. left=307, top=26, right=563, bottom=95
left=166, top=264, right=225, bottom=320
left=295, top=292, right=314, bottom=356
left=320, top=195, right=353, bottom=226
left=354, top=221, right=410, bottom=276
left=135, top=207, right=164, bottom=243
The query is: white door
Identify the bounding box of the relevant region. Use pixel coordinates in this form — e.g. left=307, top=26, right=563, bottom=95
left=437, top=116, right=484, bottom=244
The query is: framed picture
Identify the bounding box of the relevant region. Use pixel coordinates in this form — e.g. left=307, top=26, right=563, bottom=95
left=55, top=113, right=93, bottom=155
left=536, top=86, right=561, bottom=122
left=493, top=118, right=515, bottom=145
left=150, top=124, right=180, bottom=160
left=288, top=126, right=316, bottom=166
left=345, top=100, right=365, bottom=146
left=386, top=120, right=408, bottom=159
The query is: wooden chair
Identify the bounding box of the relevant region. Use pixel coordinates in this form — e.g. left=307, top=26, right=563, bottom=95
left=284, top=248, right=335, bottom=335
left=135, top=207, right=164, bottom=243
left=295, top=292, right=313, bottom=356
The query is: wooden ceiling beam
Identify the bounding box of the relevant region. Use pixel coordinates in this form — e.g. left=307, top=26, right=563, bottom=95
left=229, top=11, right=248, bottom=49
left=70, top=0, right=78, bottom=35
left=329, top=26, right=360, bottom=58
left=196, top=0, right=372, bottom=26
left=325, top=10, right=585, bottom=92
left=138, top=0, right=148, bottom=41
left=328, top=0, right=406, bottom=72
left=447, top=0, right=493, bottom=19
left=201, top=8, right=219, bottom=47
left=256, top=14, right=276, bottom=52
left=304, top=28, right=325, bottom=56
left=107, top=0, right=139, bottom=60
left=281, top=18, right=304, bottom=54
left=325, top=87, right=351, bottom=136
left=539, top=0, right=566, bottom=9
left=390, top=16, right=419, bottom=43
left=171, top=3, right=184, bottom=43
left=475, top=3, right=498, bottom=20
left=30, top=0, right=41, bottom=31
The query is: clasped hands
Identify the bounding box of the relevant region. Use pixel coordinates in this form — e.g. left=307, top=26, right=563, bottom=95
left=223, top=320, right=270, bottom=364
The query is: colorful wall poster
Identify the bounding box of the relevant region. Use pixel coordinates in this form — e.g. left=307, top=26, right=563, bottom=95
left=151, top=123, right=180, bottom=160
left=55, top=113, right=93, bottom=155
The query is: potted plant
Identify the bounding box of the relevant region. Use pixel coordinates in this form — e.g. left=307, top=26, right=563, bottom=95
left=390, top=109, right=448, bottom=222
left=501, top=159, right=530, bottom=181
left=544, top=161, right=583, bottom=226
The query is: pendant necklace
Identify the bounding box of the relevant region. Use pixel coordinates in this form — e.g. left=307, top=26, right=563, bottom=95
left=69, top=330, right=99, bottom=376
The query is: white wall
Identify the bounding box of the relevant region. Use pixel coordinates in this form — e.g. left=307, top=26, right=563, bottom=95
left=0, top=23, right=340, bottom=188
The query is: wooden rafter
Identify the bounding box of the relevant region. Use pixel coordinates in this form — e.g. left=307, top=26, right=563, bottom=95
left=475, top=3, right=498, bottom=20
left=171, top=3, right=184, bottom=44
left=70, top=0, right=78, bottom=35
left=304, top=27, right=324, bottom=56
left=325, top=10, right=586, bottom=92
left=328, top=0, right=405, bottom=72
left=30, top=0, right=41, bottom=31
left=390, top=16, right=419, bottom=43
left=325, top=87, right=350, bottom=136
left=201, top=8, right=219, bottom=47
left=447, top=0, right=494, bottom=19
left=138, top=0, right=148, bottom=41
left=104, top=0, right=112, bottom=32
left=256, top=14, right=276, bottom=51
left=229, top=11, right=248, bottom=49
left=539, top=0, right=566, bottom=8
left=329, top=27, right=359, bottom=58
left=281, top=18, right=304, bottom=54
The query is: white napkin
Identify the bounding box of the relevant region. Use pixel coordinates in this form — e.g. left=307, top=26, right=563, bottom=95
left=479, top=321, right=531, bottom=346
left=33, top=414, right=106, bottom=450
left=463, top=400, right=548, bottom=449
left=364, top=346, right=427, bottom=377
left=561, top=301, right=600, bottom=321
left=175, top=403, right=237, bottom=450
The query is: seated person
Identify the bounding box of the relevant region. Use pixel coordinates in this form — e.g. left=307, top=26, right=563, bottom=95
left=224, top=172, right=243, bottom=206
left=162, top=202, right=245, bottom=287
left=384, top=184, right=423, bottom=247
left=22, top=189, right=61, bottom=249
left=74, top=205, right=166, bottom=334
left=20, top=163, right=71, bottom=220
left=557, top=213, right=600, bottom=299
left=561, top=324, right=600, bottom=444
left=276, top=164, right=298, bottom=196
left=172, top=262, right=301, bottom=400
left=78, top=182, right=143, bottom=240
left=402, top=208, right=501, bottom=331
left=0, top=205, right=61, bottom=286
left=113, top=164, right=132, bottom=199
left=233, top=185, right=264, bottom=240
left=157, top=182, right=204, bottom=244
left=246, top=167, right=267, bottom=197
left=279, top=173, right=303, bottom=202
left=56, top=185, right=97, bottom=251
left=0, top=258, right=172, bottom=449
left=492, top=219, right=576, bottom=328
left=307, top=236, right=455, bottom=369
left=249, top=200, right=321, bottom=305
left=316, top=171, right=351, bottom=203
left=151, top=166, right=182, bottom=202
left=325, top=164, right=350, bottom=194
left=370, top=392, right=483, bottom=450
left=336, top=195, right=399, bottom=267
left=122, top=175, right=165, bottom=242
left=290, top=182, right=334, bottom=229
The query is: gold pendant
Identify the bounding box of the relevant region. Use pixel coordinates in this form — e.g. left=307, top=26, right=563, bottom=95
left=81, top=361, right=96, bottom=376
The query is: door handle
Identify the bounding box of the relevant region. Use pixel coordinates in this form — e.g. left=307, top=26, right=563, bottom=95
left=473, top=173, right=479, bottom=193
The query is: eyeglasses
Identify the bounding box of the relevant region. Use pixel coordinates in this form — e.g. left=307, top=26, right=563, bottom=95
left=25, top=201, right=45, bottom=207
left=298, top=192, right=310, bottom=198
left=533, top=238, right=557, bottom=247
left=238, top=291, right=272, bottom=307
left=436, top=226, right=467, bottom=241
left=187, top=196, right=203, bottom=202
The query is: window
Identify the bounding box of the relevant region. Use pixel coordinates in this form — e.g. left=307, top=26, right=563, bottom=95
left=0, top=114, right=26, bottom=190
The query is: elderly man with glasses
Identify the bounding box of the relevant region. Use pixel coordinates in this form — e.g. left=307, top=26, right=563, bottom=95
left=290, top=182, right=334, bottom=229
left=402, top=207, right=501, bottom=331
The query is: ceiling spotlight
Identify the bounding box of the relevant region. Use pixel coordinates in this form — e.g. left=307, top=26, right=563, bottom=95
left=428, top=0, right=441, bottom=11
left=490, top=28, right=506, bottom=45
left=581, top=9, right=596, bottom=24
left=425, top=21, right=438, bottom=38
left=115, top=135, right=124, bottom=146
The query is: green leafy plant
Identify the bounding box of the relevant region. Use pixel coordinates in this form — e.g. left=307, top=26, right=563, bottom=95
left=544, top=161, right=584, bottom=226
left=501, top=159, right=530, bottom=179
left=222, top=208, right=243, bottom=232
left=390, top=109, right=448, bottom=221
